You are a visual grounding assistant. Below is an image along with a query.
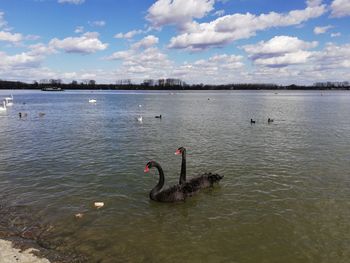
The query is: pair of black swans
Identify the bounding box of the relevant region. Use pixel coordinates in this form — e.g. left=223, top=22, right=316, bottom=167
left=144, top=147, right=223, bottom=202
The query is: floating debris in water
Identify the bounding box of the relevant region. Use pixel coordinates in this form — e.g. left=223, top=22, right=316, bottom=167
left=94, top=202, right=104, bottom=209
left=74, top=213, right=84, bottom=219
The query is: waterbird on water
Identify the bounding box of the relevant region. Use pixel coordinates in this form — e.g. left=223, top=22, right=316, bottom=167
left=137, top=116, right=143, bottom=122
left=268, top=118, right=274, bottom=123
left=155, top=115, right=162, bottom=119
left=175, top=147, right=223, bottom=188
left=144, top=161, right=193, bottom=202
left=19, top=112, right=28, bottom=118
left=250, top=119, right=256, bottom=124
left=0, top=100, right=7, bottom=112
left=4, top=95, right=13, bottom=106
left=89, top=99, right=97, bottom=103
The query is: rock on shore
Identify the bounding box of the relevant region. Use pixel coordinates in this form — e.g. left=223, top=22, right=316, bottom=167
left=0, top=239, right=50, bottom=263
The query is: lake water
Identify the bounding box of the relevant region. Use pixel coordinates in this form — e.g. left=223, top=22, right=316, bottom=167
left=0, top=90, right=350, bottom=262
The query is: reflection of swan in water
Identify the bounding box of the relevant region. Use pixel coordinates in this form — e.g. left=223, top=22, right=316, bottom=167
left=144, top=161, right=195, bottom=202
left=137, top=116, right=142, bottom=122
left=89, top=99, right=97, bottom=103
left=0, top=101, right=7, bottom=112
left=175, top=147, right=223, bottom=189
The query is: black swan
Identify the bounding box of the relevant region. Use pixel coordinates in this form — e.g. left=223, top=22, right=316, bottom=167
left=155, top=115, right=162, bottom=119
left=250, top=119, right=256, bottom=124
left=144, top=161, right=193, bottom=202
left=268, top=118, right=274, bottom=123
left=175, top=147, right=223, bottom=190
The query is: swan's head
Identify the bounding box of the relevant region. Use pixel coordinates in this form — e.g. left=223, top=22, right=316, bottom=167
left=144, top=161, right=155, bottom=173
left=175, top=147, right=185, bottom=155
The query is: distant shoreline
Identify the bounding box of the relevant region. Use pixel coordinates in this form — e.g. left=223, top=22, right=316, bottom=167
left=0, top=80, right=349, bottom=91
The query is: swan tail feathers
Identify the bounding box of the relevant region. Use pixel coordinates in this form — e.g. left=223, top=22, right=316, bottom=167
left=208, top=173, right=224, bottom=183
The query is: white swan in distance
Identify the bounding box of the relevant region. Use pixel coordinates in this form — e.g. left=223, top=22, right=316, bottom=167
left=89, top=99, right=97, bottom=103
left=137, top=116, right=143, bottom=122
left=0, top=100, right=7, bottom=112
left=5, top=95, right=13, bottom=106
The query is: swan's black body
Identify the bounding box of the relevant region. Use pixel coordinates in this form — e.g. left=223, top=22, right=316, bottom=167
left=175, top=147, right=223, bottom=191
left=250, top=119, right=256, bottom=124
left=144, top=161, right=193, bottom=202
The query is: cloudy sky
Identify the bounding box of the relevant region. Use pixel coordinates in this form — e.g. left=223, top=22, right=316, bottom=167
left=0, top=0, right=349, bottom=85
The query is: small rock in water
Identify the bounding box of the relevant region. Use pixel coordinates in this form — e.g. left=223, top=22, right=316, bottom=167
left=94, top=202, right=104, bottom=209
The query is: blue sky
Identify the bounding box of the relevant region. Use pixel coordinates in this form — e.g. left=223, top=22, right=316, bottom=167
left=0, top=0, right=349, bottom=84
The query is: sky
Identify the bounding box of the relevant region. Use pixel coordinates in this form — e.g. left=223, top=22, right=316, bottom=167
left=0, top=0, right=350, bottom=85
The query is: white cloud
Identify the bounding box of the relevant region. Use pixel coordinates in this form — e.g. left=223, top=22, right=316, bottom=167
left=242, top=36, right=318, bottom=67
left=49, top=32, right=108, bottom=54
left=330, top=0, right=350, bottom=17
left=58, top=0, right=85, bottom=4
left=0, top=31, right=23, bottom=43
left=312, top=42, right=350, bottom=70
left=75, top=26, right=84, bottom=33
left=25, top=34, right=41, bottom=41
left=168, top=2, right=326, bottom=50
left=313, top=25, right=333, bottom=34
left=28, top=43, right=57, bottom=56
left=147, top=0, right=215, bottom=29
left=213, top=10, right=225, bottom=17
left=331, top=32, right=341, bottom=37
left=0, top=51, right=42, bottom=69
left=106, top=36, right=172, bottom=80
left=173, top=54, right=245, bottom=83
left=105, top=50, right=133, bottom=60
left=306, top=0, right=323, bottom=7
left=89, top=20, right=106, bottom=27
left=0, top=41, right=57, bottom=72
left=114, top=29, right=143, bottom=39
left=131, top=35, right=159, bottom=49
left=0, top=11, right=8, bottom=29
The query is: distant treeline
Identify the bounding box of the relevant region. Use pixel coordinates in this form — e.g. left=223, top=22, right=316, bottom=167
left=0, top=80, right=349, bottom=90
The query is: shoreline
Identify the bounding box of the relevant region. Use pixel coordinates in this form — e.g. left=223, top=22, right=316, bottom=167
left=0, top=202, right=87, bottom=263
left=0, top=239, right=50, bottom=263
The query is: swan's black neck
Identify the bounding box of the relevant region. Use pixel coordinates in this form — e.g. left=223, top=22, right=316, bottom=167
left=179, top=149, right=186, bottom=185
left=150, top=162, right=165, bottom=200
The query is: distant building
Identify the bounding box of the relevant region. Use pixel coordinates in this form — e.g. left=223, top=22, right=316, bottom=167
left=157, top=78, right=183, bottom=86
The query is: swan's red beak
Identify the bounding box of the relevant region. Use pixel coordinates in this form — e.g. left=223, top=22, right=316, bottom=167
left=144, top=166, right=150, bottom=173
left=175, top=149, right=181, bottom=155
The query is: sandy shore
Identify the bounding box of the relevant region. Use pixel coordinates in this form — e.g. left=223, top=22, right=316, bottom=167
left=0, top=239, right=50, bottom=263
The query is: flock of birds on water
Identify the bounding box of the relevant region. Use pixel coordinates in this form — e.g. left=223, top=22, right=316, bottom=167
left=1, top=95, right=277, bottom=204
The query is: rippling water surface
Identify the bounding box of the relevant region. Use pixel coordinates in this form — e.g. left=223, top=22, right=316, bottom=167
left=1, top=90, right=350, bottom=262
